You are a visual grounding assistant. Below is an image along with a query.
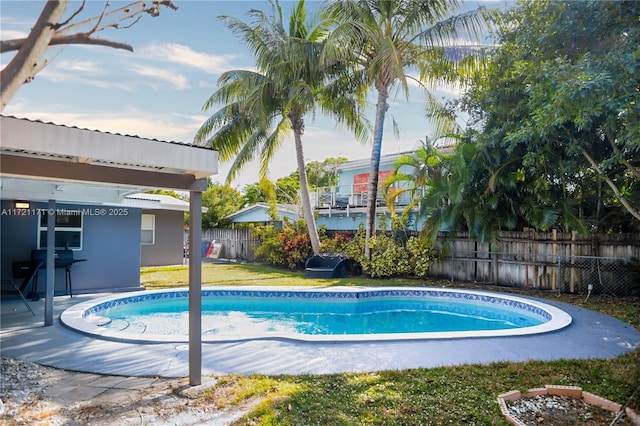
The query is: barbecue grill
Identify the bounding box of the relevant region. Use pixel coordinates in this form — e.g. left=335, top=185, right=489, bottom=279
left=31, top=249, right=87, bottom=297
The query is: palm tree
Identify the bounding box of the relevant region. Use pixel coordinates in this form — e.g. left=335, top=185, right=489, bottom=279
left=195, top=0, right=367, bottom=254
left=322, top=0, right=491, bottom=258
left=385, top=138, right=445, bottom=227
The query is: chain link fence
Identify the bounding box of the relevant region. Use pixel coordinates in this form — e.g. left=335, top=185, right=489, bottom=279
left=430, top=251, right=639, bottom=297
left=557, top=255, right=639, bottom=297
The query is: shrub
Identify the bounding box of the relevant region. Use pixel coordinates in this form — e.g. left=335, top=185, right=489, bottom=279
left=360, top=216, right=436, bottom=279
left=279, top=220, right=313, bottom=269
left=252, top=224, right=287, bottom=267
left=407, top=236, right=436, bottom=278
left=319, top=230, right=350, bottom=254
left=251, top=220, right=312, bottom=270
left=362, top=233, right=413, bottom=278
left=252, top=217, right=436, bottom=278
left=327, top=226, right=367, bottom=272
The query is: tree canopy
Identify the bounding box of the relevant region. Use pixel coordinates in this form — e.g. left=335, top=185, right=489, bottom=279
left=417, top=0, right=640, bottom=242
left=201, top=183, right=243, bottom=229
left=241, top=174, right=301, bottom=206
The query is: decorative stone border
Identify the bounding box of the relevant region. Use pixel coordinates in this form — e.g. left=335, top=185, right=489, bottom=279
left=497, top=385, right=640, bottom=426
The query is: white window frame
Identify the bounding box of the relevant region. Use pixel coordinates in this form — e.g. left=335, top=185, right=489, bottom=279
left=141, top=213, right=155, bottom=245
left=37, top=210, right=83, bottom=250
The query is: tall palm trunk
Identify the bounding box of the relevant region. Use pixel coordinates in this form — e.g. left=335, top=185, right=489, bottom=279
left=293, top=120, right=321, bottom=254
left=364, top=86, right=389, bottom=259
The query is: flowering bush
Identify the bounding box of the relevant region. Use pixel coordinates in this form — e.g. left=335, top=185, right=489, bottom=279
left=252, top=218, right=436, bottom=278
left=279, top=221, right=312, bottom=269
left=252, top=220, right=312, bottom=270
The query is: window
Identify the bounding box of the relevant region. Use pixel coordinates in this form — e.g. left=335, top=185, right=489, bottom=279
left=141, top=214, right=155, bottom=245
left=37, top=211, right=83, bottom=250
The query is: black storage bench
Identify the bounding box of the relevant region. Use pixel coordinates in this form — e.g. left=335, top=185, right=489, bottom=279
left=305, top=253, right=351, bottom=279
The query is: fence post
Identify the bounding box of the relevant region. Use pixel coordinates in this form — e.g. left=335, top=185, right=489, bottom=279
left=556, top=255, right=562, bottom=294
left=450, top=251, right=454, bottom=283
left=551, top=229, right=557, bottom=290
left=570, top=230, right=576, bottom=293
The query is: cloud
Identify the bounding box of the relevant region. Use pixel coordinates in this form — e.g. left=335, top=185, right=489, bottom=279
left=0, top=28, right=28, bottom=40
left=433, top=81, right=464, bottom=97
left=129, top=64, right=189, bottom=90
left=139, top=42, right=239, bottom=74
left=37, top=67, right=134, bottom=91
left=56, top=60, right=101, bottom=73
left=4, top=106, right=199, bottom=143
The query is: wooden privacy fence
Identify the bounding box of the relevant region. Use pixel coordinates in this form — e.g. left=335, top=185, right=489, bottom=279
left=186, top=228, right=259, bottom=262
left=429, top=230, right=640, bottom=296
left=190, top=228, right=639, bottom=296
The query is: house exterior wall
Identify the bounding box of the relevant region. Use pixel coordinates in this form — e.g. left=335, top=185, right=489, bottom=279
left=140, top=209, right=184, bottom=267
left=1, top=200, right=142, bottom=294
left=317, top=212, right=367, bottom=231
left=314, top=152, right=422, bottom=231
left=315, top=211, right=425, bottom=231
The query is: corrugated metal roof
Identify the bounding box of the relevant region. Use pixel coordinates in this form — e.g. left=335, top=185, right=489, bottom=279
left=0, top=114, right=215, bottom=151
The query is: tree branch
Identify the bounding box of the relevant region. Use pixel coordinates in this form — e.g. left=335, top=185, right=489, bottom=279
left=582, top=148, right=640, bottom=221
left=0, top=33, right=133, bottom=53
left=605, top=130, right=640, bottom=181
left=57, top=0, right=178, bottom=36
left=0, top=0, right=69, bottom=111
left=57, top=0, right=86, bottom=28
left=1, top=34, right=133, bottom=53
left=0, top=0, right=178, bottom=111
left=1, top=1, right=178, bottom=54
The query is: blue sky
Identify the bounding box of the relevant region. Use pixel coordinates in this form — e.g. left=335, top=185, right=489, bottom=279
left=1, top=0, right=509, bottom=190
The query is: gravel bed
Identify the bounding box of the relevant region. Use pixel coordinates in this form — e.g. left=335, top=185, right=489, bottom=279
left=505, top=394, right=634, bottom=425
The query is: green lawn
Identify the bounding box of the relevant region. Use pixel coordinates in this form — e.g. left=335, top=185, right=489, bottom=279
left=141, top=263, right=640, bottom=425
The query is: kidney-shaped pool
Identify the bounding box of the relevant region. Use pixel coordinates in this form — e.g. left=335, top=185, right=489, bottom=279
left=60, top=286, right=572, bottom=343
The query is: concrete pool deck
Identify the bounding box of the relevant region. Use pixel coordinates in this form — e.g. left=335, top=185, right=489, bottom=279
left=1, top=291, right=639, bottom=378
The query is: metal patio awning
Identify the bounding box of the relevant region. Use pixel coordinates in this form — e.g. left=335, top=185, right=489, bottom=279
left=1, top=115, right=217, bottom=385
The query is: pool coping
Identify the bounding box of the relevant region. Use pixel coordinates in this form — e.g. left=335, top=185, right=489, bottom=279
left=59, top=286, right=573, bottom=343
left=2, top=290, right=639, bottom=377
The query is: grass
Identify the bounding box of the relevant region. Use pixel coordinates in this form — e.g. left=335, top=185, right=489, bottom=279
left=141, top=263, right=640, bottom=425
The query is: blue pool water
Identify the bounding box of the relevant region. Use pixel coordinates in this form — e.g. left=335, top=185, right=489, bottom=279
left=95, top=291, right=543, bottom=337
left=61, top=287, right=572, bottom=342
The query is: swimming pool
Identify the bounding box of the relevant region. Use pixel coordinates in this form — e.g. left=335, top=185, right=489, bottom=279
left=60, top=287, right=572, bottom=343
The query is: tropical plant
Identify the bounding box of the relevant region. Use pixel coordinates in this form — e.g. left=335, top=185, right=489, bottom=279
left=322, top=0, right=493, bottom=258
left=358, top=215, right=436, bottom=278
left=460, top=0, right=640, bottom=231
left=194, top=0, right=368, bottom=254
left=252, top=219, right=313, bottom=270
left=251, top=224, right=288, bottom=267
left=384, top=137, right=447, bottom=228
left=406, top=235, right=436, bottom=278
left=241, top=174, right=301, bottom=207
